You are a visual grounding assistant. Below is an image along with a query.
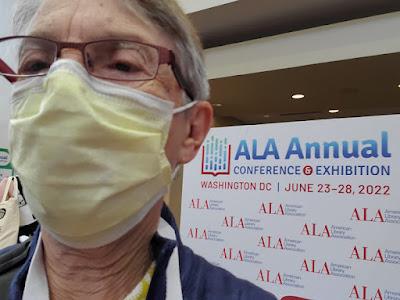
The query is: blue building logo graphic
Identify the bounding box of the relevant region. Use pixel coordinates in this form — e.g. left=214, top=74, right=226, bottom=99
left=201, top=136, right=231, bottom=176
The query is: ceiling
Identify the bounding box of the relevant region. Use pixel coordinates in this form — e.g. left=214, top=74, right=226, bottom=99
left=188, top=0, right=400, bottom=126
left=210, top=52, right=400, bottom=125
left=191, top=0, right=400, bottom=48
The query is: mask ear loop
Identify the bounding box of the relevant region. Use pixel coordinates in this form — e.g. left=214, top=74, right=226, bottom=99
left=171, top=100, right=200, bottom=178
left=173, top=100, right=199, bottom=114
left=171, top=165, right=182, bottom=180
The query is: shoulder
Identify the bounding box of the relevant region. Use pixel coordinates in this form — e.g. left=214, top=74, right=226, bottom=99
left=0, top=240, right=31, bottom=299
left=178, top=244, right=277, bottom=300
left=0, top=240, right=31, bottom=276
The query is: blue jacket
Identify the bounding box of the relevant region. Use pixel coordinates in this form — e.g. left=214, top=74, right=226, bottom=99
left=0, top=205, right=277, bottom=300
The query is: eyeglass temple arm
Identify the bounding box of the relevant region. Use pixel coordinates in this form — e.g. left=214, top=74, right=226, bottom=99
left=0, top=59, right=17, bottom=83
left=160, top=50, right=194, bottom=101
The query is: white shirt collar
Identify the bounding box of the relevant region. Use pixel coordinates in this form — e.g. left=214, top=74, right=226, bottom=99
left=22, top=232, right=49, bottom=300
left=22, top=218, right=182, bottom=300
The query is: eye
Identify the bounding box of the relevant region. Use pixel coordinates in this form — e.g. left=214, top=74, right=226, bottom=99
left=115, top=62, right=135, bottom=73
left=86, top=54, right=94, bottom=69
left=19, top=59, right=51, bottom=75
left=110, top=61, right=142, bottom=73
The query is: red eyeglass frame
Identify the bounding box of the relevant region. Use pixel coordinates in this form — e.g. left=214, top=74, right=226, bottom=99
left=0, top=35, right=193, bottom=99
left=0, top=58, right=16, bottom=83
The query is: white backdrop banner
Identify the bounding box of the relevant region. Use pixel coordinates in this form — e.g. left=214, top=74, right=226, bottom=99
left=181, top=115, right=400, bottom=300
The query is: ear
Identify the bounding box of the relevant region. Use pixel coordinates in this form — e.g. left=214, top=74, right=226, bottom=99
left=178, top=101, right=213, bottom=164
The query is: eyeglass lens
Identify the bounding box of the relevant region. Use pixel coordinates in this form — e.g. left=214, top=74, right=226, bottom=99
left=0, top=37, right=57, bottom=77
left=85, top=41, right=160, bottom=81
left=0, top=37, right=161, bottom=81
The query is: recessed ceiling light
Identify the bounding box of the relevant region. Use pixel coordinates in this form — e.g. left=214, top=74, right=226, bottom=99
left=329, top=109, right=340, bottom=114
left=292, top=94, right=305, bottom=100
left=398, top=84, right=400, bottom=88
left=213, top=103, right=222, bottom=107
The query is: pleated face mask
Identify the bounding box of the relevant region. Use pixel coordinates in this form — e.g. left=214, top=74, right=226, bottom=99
left=9, top=60, right=196, bottom=248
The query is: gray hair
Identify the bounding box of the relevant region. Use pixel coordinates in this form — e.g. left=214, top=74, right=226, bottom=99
left=13, top=0, right=210, bottom=101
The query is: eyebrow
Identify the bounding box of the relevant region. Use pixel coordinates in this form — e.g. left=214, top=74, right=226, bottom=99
left=29, top=29, right=149, bottom=44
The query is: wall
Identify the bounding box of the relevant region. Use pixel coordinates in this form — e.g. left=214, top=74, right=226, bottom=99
left=205, top=12, right=400, bottom=79
left=0, top=0, right=14, bottom=149
left=177, top=0, right=237, bottom=14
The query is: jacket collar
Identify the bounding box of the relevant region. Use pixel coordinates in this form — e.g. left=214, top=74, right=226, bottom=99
left=10, top=204, right=183, bottom=300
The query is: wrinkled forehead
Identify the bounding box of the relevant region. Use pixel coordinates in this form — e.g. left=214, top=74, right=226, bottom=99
left=27, top=0, right=172, bottom=47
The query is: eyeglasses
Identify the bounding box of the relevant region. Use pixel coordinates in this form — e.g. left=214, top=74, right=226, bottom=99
left=0, top=36, right=193, bottom=99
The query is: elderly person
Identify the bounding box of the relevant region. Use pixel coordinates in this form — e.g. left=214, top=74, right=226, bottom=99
left=0, top=0, right=277, bottom=299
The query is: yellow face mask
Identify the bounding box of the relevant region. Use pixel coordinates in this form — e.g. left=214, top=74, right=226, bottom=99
left=10, top=60, right=195, bottom=248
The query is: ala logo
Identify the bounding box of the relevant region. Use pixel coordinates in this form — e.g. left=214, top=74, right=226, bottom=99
left=201, top=136, right=231, bottom=176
